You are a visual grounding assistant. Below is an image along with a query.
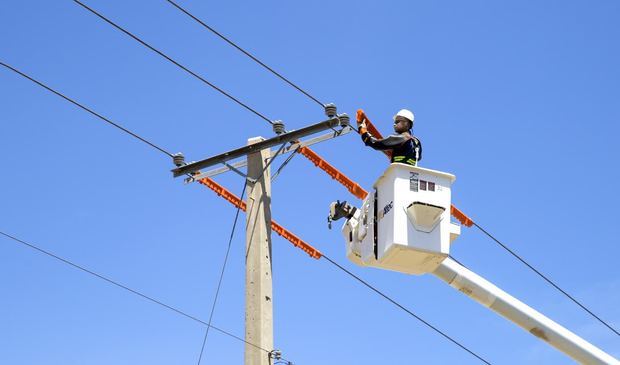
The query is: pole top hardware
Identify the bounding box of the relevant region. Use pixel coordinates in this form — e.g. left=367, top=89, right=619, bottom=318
left=268, top=350, right=282, bottom=360
left=272, top=120, right=286, bottom=135
left=324, top=102, right=351, bottom=127
left=268, top=349, right=293, bottom=364
left=186, top=124, right=355, bottom=183
left=324, top=103, right=337, bottom=118
left=171, top=118, right=341, bottom=177
left=172, top=153, right=186, bottom=167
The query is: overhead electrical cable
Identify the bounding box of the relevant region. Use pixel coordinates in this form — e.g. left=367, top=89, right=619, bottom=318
left=0, top=230, right=271, bottom=354
left=472, top=222, right=620, bottom=337
left=1, top=58, right=489, bottom=362
left=3, top=12, right=490, bottom=361
left=1, top=61, right=294, bottom=362
left=162, top=0, right=620, bottom=352
left=73, top=0, right=274, bottom=125
left=73, top=0, right=618, bottom=349
left=321, top=254, right=493, bottom=365
left=0, top=61, right=173, bottom=157
left=197, top=184, right=247, bottom=365
left=164, top=0, right=325, bottom=108
left=357, top=112, right=619, bottom=337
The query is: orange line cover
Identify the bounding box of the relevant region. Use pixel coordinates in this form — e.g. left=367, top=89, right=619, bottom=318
left=197, top=177, right=323, bottom=259
left=357, top=109, right=391, bottom=159
left=298, top=147, right=368, bottom=200
left=450, top=205, right=474, bottom=227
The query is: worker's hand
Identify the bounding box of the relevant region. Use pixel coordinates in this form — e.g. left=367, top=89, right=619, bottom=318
left=359, top=122, right=368, bottom=134
left=359, top=121, right=367, bottom=129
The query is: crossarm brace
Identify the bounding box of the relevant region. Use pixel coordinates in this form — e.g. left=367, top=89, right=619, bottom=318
left=172, top=118, right=339, bottom=177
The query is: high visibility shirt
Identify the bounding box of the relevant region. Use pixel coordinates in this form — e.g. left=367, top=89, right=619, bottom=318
left=361, top=131, right=422, bottom=166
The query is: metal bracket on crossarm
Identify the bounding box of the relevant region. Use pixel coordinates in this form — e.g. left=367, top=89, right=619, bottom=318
left=181, top=118, right=353, bottom=183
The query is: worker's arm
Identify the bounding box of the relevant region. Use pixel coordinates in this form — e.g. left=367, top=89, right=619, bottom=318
left=413, top=136, right=423, bottom=161
left=361, top=132, right=408, bottom=151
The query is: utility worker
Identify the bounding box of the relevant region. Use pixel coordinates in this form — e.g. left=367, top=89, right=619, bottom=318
left=358, top=109, right=422, bottom=166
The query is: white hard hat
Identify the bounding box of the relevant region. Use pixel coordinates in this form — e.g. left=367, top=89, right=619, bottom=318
left=393, top=109, right=415, bottom=125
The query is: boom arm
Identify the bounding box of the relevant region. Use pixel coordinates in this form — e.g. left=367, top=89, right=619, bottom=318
left=434, top=258, right=619, bottom=365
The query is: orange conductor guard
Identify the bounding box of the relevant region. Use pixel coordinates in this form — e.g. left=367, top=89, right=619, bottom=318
left=197, top=177, right=323, bottom=259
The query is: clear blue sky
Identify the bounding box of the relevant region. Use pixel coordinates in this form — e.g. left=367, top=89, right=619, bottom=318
left=1, top=1, right=619, bottom=364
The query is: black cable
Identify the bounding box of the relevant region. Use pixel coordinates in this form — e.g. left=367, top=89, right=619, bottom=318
left=197, top=184, right=247, bottom=364
left=164, top=0, right=324, bottom=108
left=2, top=55, right=484, bottom=361
left=0, top=62, right=289, bottom=358
left=321, top=254, right=492, bottom=365
left=73, top=0, right=274, bottom=125
left=4, top=15, right=488, bottom=360
left=3, top=23, right=284, bottom=357
left=0, top=61, right=174, bottom=157
left=271, top=145, right=301, bottom=182
left=448, top=254, right=467, bottom=269
left=1, top=56, right=287, bottom=360
left=0, top=230, right=272, bottom=354
left=472, top=222, right=620, bottom=337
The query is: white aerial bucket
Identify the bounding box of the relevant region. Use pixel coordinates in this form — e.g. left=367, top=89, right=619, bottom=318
left=341, top=163, right=460, bottom=275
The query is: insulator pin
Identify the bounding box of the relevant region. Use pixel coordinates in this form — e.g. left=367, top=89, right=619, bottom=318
left=273, top=120, right=286, bottom=135
left=324, top=103, right=337, bottom=118
left=173, top=153, right=185, bottom=167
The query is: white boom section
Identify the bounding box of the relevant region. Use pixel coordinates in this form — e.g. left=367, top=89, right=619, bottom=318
left=335, top=164, right=619, bottom=364
left=433, top=258, right=619, bottom=365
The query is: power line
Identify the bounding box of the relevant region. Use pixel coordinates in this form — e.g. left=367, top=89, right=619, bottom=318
left=160, top=0, right=620, bottom=350
left=1, top=57, right=293, bottom=361
left=166, top=1, right=620, bottom=337
left=158, top=4, right=620, bottom=338
left=2, top=58, right=485, bottom=363
left=108, top=4, right=513, bottom=357
left=1, top=61, right=293, bottom=361
left=73, top=0, right=274, bottom=126
left=448, top=255, right=467, bottom=268
left=321, top=254, right=492, bottom=365
left=0, top=61, right=174, bottom=157
left=111, top=6, right=494, bottom=356
left=472, top=222, right=620, bottom=337
left=164, top=0, right=325, bottom=108
left=0, top=59, right=509, bottom=364
left=0, top=230, right=271, bottom=354
left=197, top=184, right=247, bottom=364
left=4, top=15, right=485, bottom=361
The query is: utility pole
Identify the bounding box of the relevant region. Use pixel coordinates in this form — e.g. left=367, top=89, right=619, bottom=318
left=245, top=137, right=273, bottom=365
left=170, top=117, right=345, bottom=364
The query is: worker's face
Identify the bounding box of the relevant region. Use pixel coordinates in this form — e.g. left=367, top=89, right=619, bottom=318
left=393, top=117, right=411, bottom=133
